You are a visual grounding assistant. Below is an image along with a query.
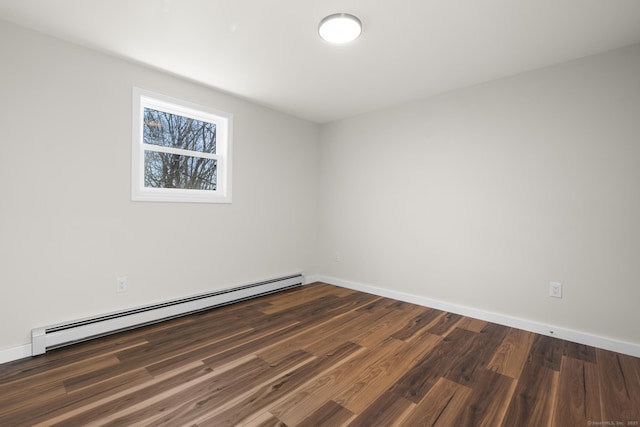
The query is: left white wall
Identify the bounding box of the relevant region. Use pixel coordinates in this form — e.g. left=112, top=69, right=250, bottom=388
left=0, top=20, right=320, bottom=358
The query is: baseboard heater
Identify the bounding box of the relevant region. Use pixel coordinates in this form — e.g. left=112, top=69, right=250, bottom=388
left=31, top=274, right=304, bottom=356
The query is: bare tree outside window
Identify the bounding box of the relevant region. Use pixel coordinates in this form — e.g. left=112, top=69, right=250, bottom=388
left=143, top=108, right=217, bottom=190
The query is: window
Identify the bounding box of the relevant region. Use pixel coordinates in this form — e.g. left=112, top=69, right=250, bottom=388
left=132, top=88, right=232, bottom=203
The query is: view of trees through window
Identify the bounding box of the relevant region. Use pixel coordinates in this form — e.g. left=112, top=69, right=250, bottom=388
left=143, top=108, right=217, bottom=190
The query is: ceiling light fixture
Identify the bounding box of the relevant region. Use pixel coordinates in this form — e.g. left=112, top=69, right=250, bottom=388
left=318, top=13, right=362, bottom=44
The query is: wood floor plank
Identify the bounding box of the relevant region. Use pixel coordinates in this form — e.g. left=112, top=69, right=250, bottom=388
left=566, top=341, right=597, bottom=363
left=451, top=368, right=515, bottom=427
left=528, top=334, right=567, bottom=372
left=500, top=331, right=566, bottom=427
left=196, top=341, right=363, bottom=426
left=144, top=327, right=256, bottom=376
left=390, top=307, right=443, bottom=341
left=487, top=327, right=535, bottom=379
left=597, top=348, right=640, bottom=423
left=260, top=283, right=355, bottom=314
left=241, top=412, right=288, bottom=427
left=303, top=309, right=390, bottom=357
left=1, top=283, right=637, bottom=426
left=28, top=361, right=210, bottom=427
left=283, top=291, right=380, bottom=323
left=352, top=303, right=429, bottom=348
left=51, top=362, right=230, bottom=426
left=501, top=362, right=558, bottom=426
left=271, top=337, right=406, bottom=426
left=389, top=327, right=482, bottom=402
left=201, top=322, right=302, bottom=367
left=425, top=312, right=463, bottom=336
left=399, top=377, right=472, bottom=427
left=11, top=368, right=154, bottom=426
left=553, top=356, right=601, bottom=426
left=443, top=322, right=509, bottom=388
left=256, top=309, right=363, bottom=364
left=62, top=357, right=152, bottom=394
left=0, top=354, right=121, bottom=416
left=297, top=400, right=355, bottom=427
left=335, top=332, right=442, bottom=415
left=0, top=353, right=122, bottom=395
left=113, top=318, right=261, bottom=367
left=98, top=350, right=314, bottom=427
left=0, top=335, right=148, bottom=385
left=355, top=296, right=399, bottom=314
left=0, top=381, right=66, bottom=418
left=455, top=316, right=488, bottom=333
left=346, top=390, right=414, bottom=427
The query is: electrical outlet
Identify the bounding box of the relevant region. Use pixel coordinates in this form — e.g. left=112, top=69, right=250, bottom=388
left=116, top=276, right=128, bottom=293
left=335, top=251, right=341, bottom=262
left=549, top=281, right=562, bottom=298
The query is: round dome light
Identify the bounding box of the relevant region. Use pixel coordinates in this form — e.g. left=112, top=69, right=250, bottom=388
left=318, top=13, right=362, bottom=44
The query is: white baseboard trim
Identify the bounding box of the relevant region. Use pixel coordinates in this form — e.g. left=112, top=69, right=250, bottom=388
left=316, top=275, right=640, bottom=358
left=0, top=344, right=31, bottom=364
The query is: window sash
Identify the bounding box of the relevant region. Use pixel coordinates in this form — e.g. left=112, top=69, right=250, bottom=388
left=142, top=143, right=220, bottom=161
left=143, top=106, right=218, bottom=154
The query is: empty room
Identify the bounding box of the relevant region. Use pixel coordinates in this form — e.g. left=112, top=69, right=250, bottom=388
left=1, top=1, right=639, bottom=426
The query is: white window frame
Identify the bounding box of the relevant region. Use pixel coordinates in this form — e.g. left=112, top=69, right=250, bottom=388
left=131, top=87, right=233, bottom=203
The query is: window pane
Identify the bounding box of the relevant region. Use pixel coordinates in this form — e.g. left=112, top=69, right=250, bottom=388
left=143, top=108, right=216, bottom=154
left=144, top=151, right=217, bottom=190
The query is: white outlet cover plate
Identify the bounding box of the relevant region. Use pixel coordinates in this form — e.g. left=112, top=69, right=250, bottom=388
left=549, top=281, right=562, bottom=298
left=117, top=277, right=128, bottom=293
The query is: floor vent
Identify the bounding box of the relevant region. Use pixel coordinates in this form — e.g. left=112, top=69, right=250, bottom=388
left=31, top=274, right=304, bottom=356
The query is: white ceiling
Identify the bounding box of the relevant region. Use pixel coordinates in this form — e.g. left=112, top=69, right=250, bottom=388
left=2, top=0, right=640, bottom=123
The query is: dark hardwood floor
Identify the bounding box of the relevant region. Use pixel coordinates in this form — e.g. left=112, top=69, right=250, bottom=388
left=1, top=283, right=639, bottom=426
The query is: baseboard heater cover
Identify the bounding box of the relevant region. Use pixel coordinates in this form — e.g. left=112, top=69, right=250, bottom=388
left=31, top=274, right=304, bottom=356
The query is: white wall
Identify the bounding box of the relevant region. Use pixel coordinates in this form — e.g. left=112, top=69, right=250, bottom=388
left=317, top=44, right=640, bottom=346
left=0, top=20, right=320, bottom=352
left=2, top=18, right=639, bottom=359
